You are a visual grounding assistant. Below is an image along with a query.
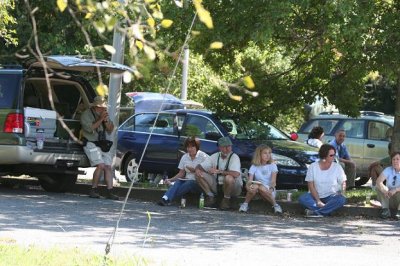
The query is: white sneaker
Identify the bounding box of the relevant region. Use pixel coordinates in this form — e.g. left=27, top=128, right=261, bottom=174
left=305, top=209, right=323, bottom=218
left=273, top=204, right=282, bottom=214
left=239, top=203, right=249, bottom=212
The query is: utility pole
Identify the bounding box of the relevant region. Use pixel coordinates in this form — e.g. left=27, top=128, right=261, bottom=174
left=181, top=45, right=189, bottom=101
left=108, top=0, right=127, bottom=180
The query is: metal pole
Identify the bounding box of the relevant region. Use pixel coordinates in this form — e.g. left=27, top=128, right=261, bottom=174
left=181, top=45, right=189, bottom=100
left=108, top=0, right=127, bottom=181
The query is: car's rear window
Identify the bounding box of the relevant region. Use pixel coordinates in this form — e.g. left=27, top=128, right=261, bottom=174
left=0, top=73, right=22, bottom=108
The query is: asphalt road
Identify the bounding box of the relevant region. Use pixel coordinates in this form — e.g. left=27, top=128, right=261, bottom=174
left=0, top=185, right=399, bottom=266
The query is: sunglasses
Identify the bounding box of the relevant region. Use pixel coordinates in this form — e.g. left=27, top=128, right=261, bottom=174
left=328, top=154, right=335, bottom=157
left=393, top=175, right=397, bottom=187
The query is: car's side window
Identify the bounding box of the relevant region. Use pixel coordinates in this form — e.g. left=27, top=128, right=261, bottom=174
left=183, top=115, right=222, bottom=140
left=342, top=120, right=365, bottom=138
left=303, top=119, right=338, bottom=135
left=153, top=114, right=176, bottom=135
left=121, top=113, right=176, bottom=135
left=120, top=115, right=135, bottom=131
left=368, top=121, right=391, bottom=140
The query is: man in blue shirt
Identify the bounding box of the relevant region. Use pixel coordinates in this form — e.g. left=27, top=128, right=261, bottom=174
left=330, top=129, right=356, bottom=189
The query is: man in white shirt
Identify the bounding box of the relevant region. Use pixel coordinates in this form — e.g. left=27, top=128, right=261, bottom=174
left=195, top=137, right=242, bottom=210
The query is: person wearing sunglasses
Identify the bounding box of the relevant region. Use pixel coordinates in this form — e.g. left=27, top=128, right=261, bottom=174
left=376, top=151, right=400, bottom=220
left=298, top=144, right=347, bottom=218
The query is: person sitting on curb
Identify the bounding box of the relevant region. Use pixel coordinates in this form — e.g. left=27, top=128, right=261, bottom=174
left=368, top=142, right=392, bottom=189
left=375, top=151, right=400, bottom=220
left=330, top=129, right=356, bottom=189
left=239, top=144, right=282, bottom=214
left=158, top=137, right=209, bottom=206
left=80, top=96, right=118, bottom=200
left=195, top=136, right=242, bottom=210
left=306, top=126, right=324, bottom=148
left=299, top=144, right=347, bottom=218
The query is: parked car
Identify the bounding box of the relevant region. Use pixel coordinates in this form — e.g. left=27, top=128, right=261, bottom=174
left=297, top=111, right=394, bottom=186
left=0, top=55, right=132, bottom=192
left=116, top=109, right=319, bottom=188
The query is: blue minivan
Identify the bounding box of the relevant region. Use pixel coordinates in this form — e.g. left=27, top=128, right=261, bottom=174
left=116, top=109, right=318, bottom=188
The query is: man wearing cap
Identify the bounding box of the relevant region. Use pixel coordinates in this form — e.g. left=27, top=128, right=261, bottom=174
left=195, top=136, right=242, bottom=210
left=80, top=96, right=118, bottom=200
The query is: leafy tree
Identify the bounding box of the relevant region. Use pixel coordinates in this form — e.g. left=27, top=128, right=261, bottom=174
left=0, top=0, right=17, bottom=47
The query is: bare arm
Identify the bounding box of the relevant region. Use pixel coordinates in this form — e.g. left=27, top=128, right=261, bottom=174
left=376, top=172, right=389, bottom=197
left=270, top=171, right=277, bottom=188
left=165, top=169, right=186, bottom=185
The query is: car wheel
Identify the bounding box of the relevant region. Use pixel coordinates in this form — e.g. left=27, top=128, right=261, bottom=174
left=355, top=176, right=370, bottom=187
left=124, top=155, right=139, bottom=183
left=39, top=174, right=77, bottom=192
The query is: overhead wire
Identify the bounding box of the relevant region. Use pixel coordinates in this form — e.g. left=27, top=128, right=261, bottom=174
left=103, top=11, right=198, bottom=258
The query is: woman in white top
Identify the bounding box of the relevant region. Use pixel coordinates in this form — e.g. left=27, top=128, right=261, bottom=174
left=298, top=144, right=347, bottom=217
left=306, top=126, right=324, bottom=148
left=239, top=145, right=282, bottom=214
left=158, top=137, right=209, bottom=206
left=376, top=151, right=400, bottom=220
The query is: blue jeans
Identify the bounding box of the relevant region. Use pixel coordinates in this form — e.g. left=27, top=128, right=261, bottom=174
left=164, top=180, right=201, bottom=202
left=299, top=192, right=346, bottom=216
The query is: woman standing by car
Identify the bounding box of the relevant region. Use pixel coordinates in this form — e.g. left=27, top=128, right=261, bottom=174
left=376, top=151, right=400, bottom=220
left=306, top=126, right=324, bottom=148
left=238, top=144, right=282, bottom=214
left=158, top=137, right=209, bottom=206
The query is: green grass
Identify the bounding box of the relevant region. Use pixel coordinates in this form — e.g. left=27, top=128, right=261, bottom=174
left=0, top=243, right=149, bottom=266
left=276, top=187, right=377, bottom=204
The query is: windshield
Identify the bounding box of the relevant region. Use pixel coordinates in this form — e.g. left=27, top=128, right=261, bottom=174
left=221, top=118, right=289, bottom=140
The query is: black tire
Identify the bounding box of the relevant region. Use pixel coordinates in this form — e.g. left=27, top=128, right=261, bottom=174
left=355, top=176, right=370, bottom=187
left=123, top=155, right=139, bottom=183
left=39, top=174, right=77, bottom=192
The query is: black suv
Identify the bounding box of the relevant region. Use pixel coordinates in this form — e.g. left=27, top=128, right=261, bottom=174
left=0, top=56, right=132, bottom=192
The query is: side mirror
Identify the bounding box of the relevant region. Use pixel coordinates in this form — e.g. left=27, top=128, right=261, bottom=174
left=289, top=132, right=299, bottom=141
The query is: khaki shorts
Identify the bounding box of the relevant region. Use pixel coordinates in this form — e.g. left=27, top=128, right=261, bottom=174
left=83, top=142, right=112, bottom=166
left=202, top=172, right=242, bottom=197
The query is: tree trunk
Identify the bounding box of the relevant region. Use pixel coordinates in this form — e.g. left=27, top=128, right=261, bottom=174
left=392, top=72, right=400, bottom=153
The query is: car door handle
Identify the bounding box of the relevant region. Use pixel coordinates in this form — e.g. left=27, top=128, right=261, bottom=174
left=122, top=136, right=136, bottom=140
left=367, top=143, right=375, bottom=148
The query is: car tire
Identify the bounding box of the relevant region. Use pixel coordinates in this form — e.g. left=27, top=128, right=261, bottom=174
left=124, top=155, right=139, bottom=183
left=355, top=176, right=370, bottom=187
left=39, top=174, right=77, bottom=192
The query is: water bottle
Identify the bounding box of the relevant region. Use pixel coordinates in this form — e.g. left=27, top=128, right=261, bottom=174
left=162, top=171, right=168, bottom=182
left=199, top=193, right=204, bottom=209
left=180, top=197, right=186, bottom=208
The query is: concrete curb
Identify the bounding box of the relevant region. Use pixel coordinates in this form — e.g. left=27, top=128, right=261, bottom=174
left=88, top=184, right=382, bottom=218
left=1, top=177, right=382, bottom=218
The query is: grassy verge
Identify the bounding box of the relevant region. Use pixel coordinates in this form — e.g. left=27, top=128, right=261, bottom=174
left=276, top=187, right=377, bottom=204
left=0, top=243, right=148, bottom=266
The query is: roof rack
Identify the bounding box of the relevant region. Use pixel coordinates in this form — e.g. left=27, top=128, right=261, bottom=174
left=0, top=65, right=23, bottom=69
left=360, top=111, right=385, bottom=117
left=319, top=111, right=340, bottom=115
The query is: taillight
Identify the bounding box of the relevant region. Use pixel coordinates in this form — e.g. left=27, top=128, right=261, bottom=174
left=4, top=113, right=24, bottom=133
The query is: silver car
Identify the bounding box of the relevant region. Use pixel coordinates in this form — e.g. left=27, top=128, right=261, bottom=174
left=297, top=111, right=393, bottom=186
